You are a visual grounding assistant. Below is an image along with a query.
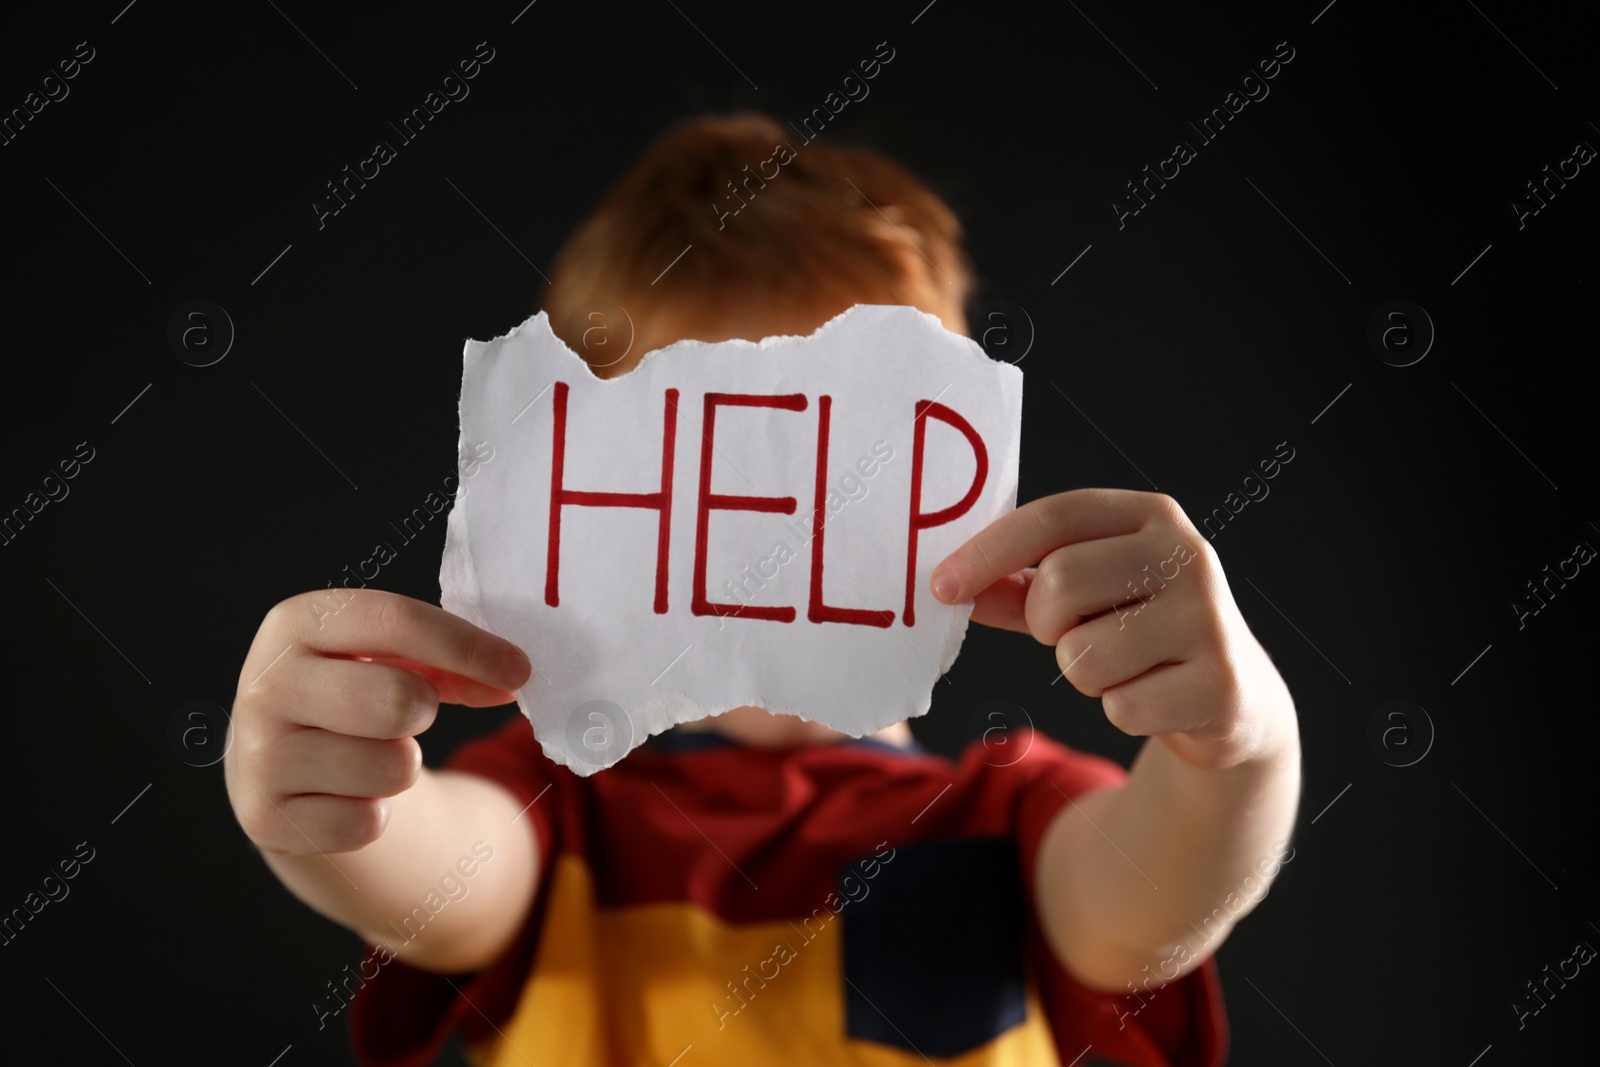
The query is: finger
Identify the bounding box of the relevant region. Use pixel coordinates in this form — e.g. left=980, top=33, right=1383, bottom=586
left=358, top=656, right=520, bottom=707
left=969, top=569, right=1034, bottom=633
left=1053, top=591, right=1205, bottom=698
left=931, top=489, right=1158, bottom=606
left=247, top=792, right=389, bottom=856
left=267, top=589, right=531, bottom=693
left=1101, top=662, right=1232, bottom=747
left=273, top=655, right=443, bottom=739
left=1025, top=532, right=1178, bottom=645
left=266, top=730, right=423, bottom=799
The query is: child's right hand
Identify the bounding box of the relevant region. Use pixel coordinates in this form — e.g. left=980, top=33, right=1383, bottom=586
left=224, top=589, right=532, bottom=857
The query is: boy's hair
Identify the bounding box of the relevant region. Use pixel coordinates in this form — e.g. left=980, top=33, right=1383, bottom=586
left=541, top=111, right=973, bottom=369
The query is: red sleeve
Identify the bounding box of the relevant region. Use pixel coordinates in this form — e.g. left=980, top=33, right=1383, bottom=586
left=348, top=712, right=561, bottom=1067
left=1011, top=729, right=1229, bottom=1067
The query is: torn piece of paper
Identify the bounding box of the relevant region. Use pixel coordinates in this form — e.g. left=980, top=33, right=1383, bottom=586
left=440, top=303, right=1022, bottom=774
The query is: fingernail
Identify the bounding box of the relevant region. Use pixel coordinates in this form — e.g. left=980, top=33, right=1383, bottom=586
left=932, top=569, right=959, bottom=603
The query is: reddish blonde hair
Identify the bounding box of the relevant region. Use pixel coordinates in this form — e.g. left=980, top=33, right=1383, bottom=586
left=541, top=111, right=972, bottom=372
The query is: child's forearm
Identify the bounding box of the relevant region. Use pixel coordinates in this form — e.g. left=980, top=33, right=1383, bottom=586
left=1036, top=670, right=1301, bottom=992
left=260, top=767, right=541, bottom=974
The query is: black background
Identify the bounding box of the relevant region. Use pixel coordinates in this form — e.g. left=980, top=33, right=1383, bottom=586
left=2, top=1, right=1596, bottom=1063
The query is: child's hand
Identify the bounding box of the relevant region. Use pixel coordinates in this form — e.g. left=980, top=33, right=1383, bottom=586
left=224, top=590, right=532, bottom=856
left=931, top=489, right=1294, bottom=771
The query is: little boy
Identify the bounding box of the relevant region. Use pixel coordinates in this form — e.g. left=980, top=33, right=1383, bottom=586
left=224, top=111, right=1300, bottom=1067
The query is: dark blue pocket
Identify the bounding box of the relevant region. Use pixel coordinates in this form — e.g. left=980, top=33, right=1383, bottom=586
left=840, top=835, right=1029, bottom=1057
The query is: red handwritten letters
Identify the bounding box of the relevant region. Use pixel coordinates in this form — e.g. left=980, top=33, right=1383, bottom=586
left=542, top=384, right=988, bottom=627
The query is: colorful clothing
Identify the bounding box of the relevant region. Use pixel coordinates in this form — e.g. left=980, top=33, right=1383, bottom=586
left=349, top=719, right=1226, bottom=1066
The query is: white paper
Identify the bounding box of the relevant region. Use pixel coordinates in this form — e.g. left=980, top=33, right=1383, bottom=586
left=440, top=304, right=1022, bottom=774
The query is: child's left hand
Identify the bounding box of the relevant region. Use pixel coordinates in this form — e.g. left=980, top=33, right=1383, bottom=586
left=931, top=488, right=1296, bottom=771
